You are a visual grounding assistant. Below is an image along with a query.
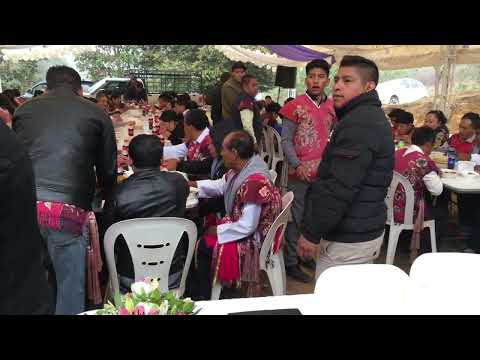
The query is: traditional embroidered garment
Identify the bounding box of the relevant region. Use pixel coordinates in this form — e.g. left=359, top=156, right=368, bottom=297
left=187, top=134, right=212, bottom=161
left=448, top=133, right=477, bottom=154
left=207, top=171, right=282, bottom=297
left=393, top=148, right=439, bottom=224
left=279, top=94, right=336, bottom=181
left=36, top=201, right=89, bottom=236
left=393, top=148, right=439, bottom=262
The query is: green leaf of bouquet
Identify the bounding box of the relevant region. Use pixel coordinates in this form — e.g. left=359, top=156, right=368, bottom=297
left=114, top=292, right=123, bottom=307
left=125, top=296, right=135, bottom=313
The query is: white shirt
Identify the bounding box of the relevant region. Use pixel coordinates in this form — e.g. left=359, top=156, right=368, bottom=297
left=403, top=145, right=443, bottom=196
left=162, top=127, right=210, bottom=160
left=197, top=175, right=262, bottom=245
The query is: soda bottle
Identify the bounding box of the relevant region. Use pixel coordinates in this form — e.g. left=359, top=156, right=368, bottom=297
left=447, top=147, right=457, bottom=169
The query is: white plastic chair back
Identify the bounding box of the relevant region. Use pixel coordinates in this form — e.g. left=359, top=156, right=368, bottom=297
left=386, top=171, right=415, bottom=225
left=408, top=253, right=480, bottom=314
left=260, top=191, right=294, bottom=265
left=265, top=125, right=284, bottom=173
left=314, top=264, right=410, bottom=314
left=259, top=191, right=294, bottom=296
left=269, top=169, right=278, bottom=184
left=261, top=126, right=271, bottom=167
left=104, top=217, right=197, bottom=297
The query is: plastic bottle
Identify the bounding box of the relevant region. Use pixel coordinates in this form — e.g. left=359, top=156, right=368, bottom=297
left=447, top=147, right=457, bottom=169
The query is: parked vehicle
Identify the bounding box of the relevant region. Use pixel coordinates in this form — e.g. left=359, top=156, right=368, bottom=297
left=23, top=80, right=93, bottom=99
left=376, top=78, right=428, bottom=105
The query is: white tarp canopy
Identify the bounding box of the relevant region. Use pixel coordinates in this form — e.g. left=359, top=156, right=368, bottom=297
left=304, top=45, right=480, bottom=70
left=0, top=45, right=96, bottom=62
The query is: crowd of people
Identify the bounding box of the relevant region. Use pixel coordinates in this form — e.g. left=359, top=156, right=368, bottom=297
left=1, top=53, right=479, bottom=315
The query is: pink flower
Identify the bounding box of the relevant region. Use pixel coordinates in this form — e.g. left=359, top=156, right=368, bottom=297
left=133, top=305, right=145, bottom=315
left=147, top=309, right=159, bottom=315
left=118, top=307, right=131, bottom=315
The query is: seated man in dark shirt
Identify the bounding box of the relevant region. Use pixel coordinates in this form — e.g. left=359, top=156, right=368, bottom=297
left=102, top=134, right=189, bottom=291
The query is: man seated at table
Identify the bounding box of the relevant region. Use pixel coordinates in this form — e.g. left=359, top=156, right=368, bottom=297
left=157, top=93, right=173, bottom=112
left=394, top=110, right=415, bottom=147
left=453, top=114, right=480, bottom=253
left=102, top=134, right=189, bottom=291
left=449, top=112, right=479, bottom=160
left=109, top=91, right=127, bottom=113
left=96, top=91, right=109, bottom=113
left=159, top=110, right=185, bottom=145
left=163, top=108, right=212, bottom=167
left=387, top=108, right=404, bottom=138
left=393, top=126, right=443, bottom=261
left=185, top=130, right=282, bottom=300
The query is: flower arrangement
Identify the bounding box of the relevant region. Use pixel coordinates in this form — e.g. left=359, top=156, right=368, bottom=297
left=96, top=277, right=199, bottom=315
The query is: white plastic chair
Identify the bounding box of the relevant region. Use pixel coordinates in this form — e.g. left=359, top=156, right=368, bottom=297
left=260, top=126, right=271, bottom=168
left=313, top=264, right=411, bottom=314
left=103, top=217, right=197, bottom=298
left=211, top=191, right=294, bottom=300
left=269, top=169, right=278, bottom=184
left=385, top=171, right=437, bottom=265
left=408, top=253, right=480, bottom=314
left=265, top=125, right=285, bottom=173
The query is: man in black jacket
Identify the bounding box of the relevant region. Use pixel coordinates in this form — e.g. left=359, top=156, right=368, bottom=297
left=13, top=66, right=117, bottom=314
left=0, top=122, right=53, bottom=314
left=205, top=72, right=231, bottom=125
left=102, top=134, right=189, bottom=290
left=297, top=56, right=394, bottom=279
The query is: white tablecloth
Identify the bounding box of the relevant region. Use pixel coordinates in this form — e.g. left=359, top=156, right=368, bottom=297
left=441, top=176, right=480, bottom=194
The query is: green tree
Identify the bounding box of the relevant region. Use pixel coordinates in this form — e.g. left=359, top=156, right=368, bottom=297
left=74, top=45, right=275, bottom=93
left=0, top=56, right=39, bottom=92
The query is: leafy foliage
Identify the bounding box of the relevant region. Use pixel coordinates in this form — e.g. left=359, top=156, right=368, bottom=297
left=74, top=45, right=275, bottom=93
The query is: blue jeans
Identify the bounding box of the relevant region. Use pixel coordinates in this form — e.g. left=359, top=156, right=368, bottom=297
left=41, top=226, right=88, bottom=315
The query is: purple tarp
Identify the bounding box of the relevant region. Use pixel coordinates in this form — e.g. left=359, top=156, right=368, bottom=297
left=263, top=45, right=335, bottom=63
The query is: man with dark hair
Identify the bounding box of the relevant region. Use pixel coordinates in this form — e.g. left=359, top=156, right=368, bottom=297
left=230, top=74, right=263, bottom=144
left=394, top=110, right=415, bottom=146
left=297, top=55, right=394, bottom=279
left=163, top=108, right=212, bottom=164
left=387, top=108, right=405, bottom=137
left=187, top=130, right=282, bottom=299
left=264, top=95, right=273, bottom=106
left=279, top=58, right=336, bottom=282
left=157, top=93, right=173, bottom=111
left=103, top=134, right=189, bottom=291
left=109, top=91, right=127, bottom=113
left=96, top=91, right=109, bottom=112
left=221, top=61, right=247, bottom=123
left=393, top=126, right=443, bottom=260
left=124, top=76, right=138, bottom=102
left=265, top=102, right=283, bottom=134
left=206, top=72, right=231, bottom=125
left=160, top=110, right=185, bottom=145
left=13, top=65, right=117, bottom=314
left=0, top=120, right=53, bottom=314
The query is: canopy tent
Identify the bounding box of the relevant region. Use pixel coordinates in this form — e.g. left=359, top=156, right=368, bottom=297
left=0, top=45, right=97, bottom=92
left=216, top=45, right=480, bottom=119
left=0, top=45, right=96, bottom=62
